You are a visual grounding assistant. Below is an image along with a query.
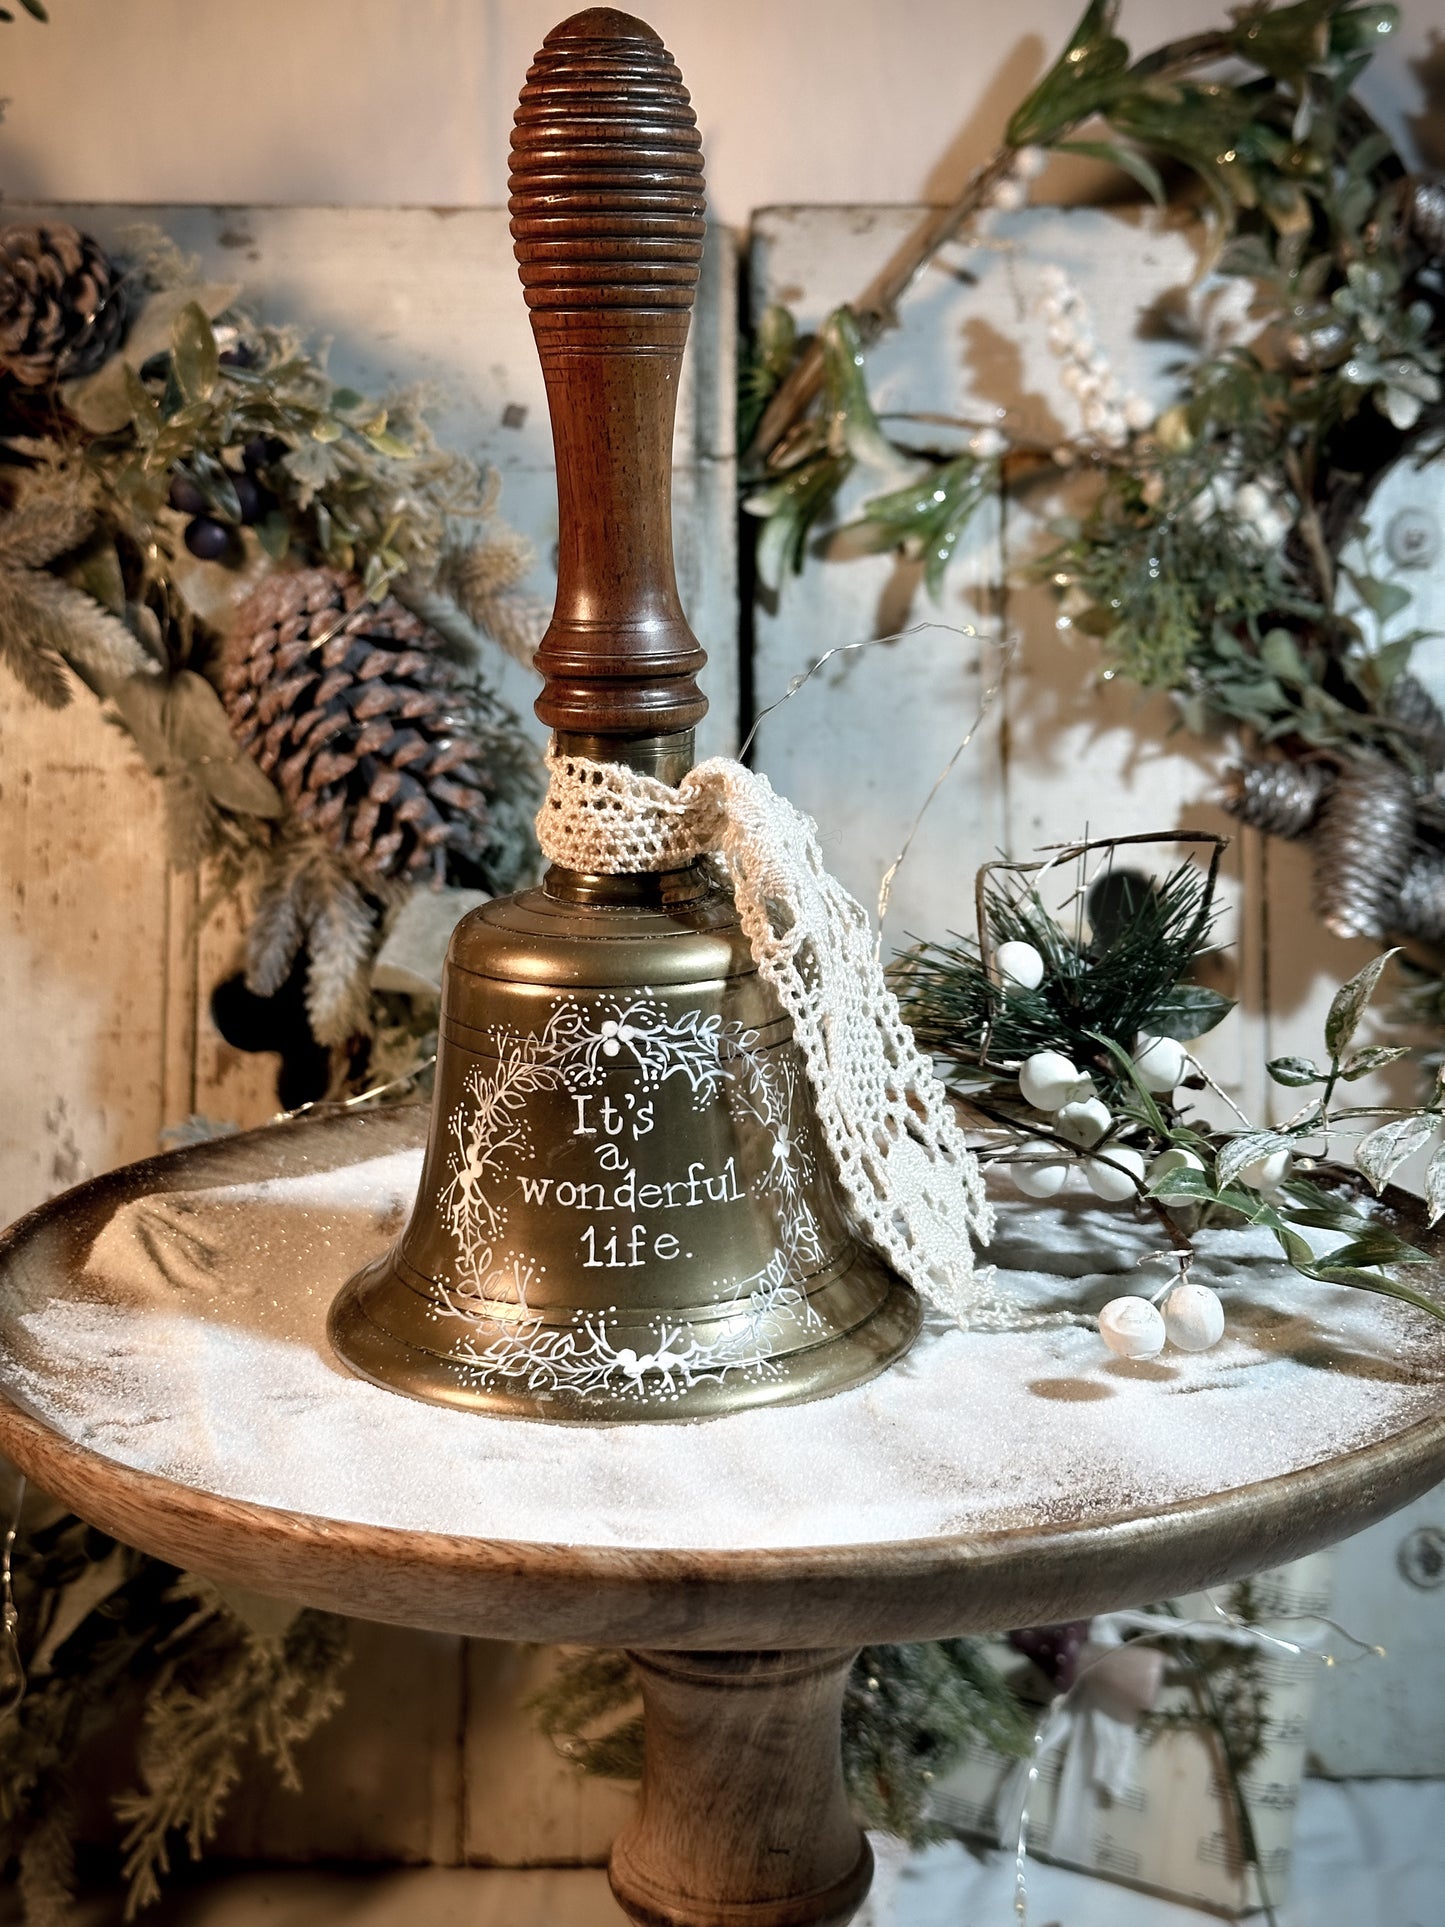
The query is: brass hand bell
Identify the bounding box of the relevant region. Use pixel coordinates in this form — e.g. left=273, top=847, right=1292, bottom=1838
left=327, top=7, right=922, bottom=1420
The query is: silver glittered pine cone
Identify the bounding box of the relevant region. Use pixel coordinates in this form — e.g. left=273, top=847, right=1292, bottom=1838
left=1311, top=757, right=1417, bottom=942
left=221, top=567, right=499, bottom=882
left=1407, top=176, right=1445, bottom=259
left=1221, top=758, right=1334, bottom=840
left=0, top=222, right=129, bottom=387
left=1387, top=671, right=1445, bottom=773
left=1395, top=849, right=1445, bottom=944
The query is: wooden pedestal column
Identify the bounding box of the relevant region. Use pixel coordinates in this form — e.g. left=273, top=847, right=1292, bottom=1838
left=609, top=1649, right=871, bottom=1927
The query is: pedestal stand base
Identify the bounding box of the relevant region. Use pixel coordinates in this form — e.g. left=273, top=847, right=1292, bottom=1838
left=609, top=1649, right=870, bottom=1927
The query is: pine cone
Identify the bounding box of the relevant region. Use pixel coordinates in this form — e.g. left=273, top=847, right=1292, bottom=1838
left=1387, top=671, right=1445, bottom=774
left=221, top=568, right=497, bottom=880
left=0, top=222, right=128, bottom=387
left=1312, top=758, right=1416, bottom=942
left=1222, top=758, right=1334, bottom=840
left=1407, top=176, right=1445, bottom=259
left=1396, top=850, right=1445, bottom=944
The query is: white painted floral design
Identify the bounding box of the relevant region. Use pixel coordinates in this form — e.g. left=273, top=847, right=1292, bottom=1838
left=427, top=996, right=840, bottom=1403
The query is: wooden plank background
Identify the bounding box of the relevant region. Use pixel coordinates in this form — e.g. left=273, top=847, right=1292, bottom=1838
left=3, top=199, right=1445, bottom=1854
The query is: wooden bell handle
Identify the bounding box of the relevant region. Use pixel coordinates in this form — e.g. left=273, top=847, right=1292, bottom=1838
left=510, top=7, right=708, bottom=741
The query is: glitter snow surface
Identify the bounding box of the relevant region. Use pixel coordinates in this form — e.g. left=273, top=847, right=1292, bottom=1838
left=0, top=1144, right=1441, bottom=1550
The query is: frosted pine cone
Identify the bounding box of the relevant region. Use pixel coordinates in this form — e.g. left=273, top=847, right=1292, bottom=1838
left=0, top=222, right=128, bottom=387
left=1387, top=671, right=1445, bottom=773
left=1407, top=176, right=1445, bottom=259
left=222, top=568, right=497, bottom=880
left=1311, top=758, right=1416, bottom=941
left=1221, top=758, right=1333, bottom=840
left=1396, top=850, right=1445, bottom=944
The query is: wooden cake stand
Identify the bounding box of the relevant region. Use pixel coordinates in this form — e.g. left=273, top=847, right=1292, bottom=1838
left=1, top=1108, right=1444, bottom=1927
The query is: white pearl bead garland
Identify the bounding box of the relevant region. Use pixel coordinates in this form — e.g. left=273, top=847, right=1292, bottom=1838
left=1163, top=1282, right=1226, bottom=1352
left=1098, top=1295, right=1166, bottom=1359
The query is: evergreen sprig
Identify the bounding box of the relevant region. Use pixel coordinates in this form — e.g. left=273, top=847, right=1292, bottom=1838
left=0, top=1508, right=350, bottom=1925
left=896, top=848, right=1229, bottom=1096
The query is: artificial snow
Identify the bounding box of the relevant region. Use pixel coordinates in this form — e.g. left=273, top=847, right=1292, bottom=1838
left=0, top=1144, right=1440, bottom=1550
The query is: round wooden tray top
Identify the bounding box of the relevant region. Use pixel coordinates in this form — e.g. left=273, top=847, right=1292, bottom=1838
left=1, top=1106, right=1443, bottom=1651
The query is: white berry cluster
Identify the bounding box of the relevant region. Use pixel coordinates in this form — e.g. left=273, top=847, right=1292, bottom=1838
left=1098, top=1282, right=1226, bottom=1359
left=1037, top=265, right=1153, bottom=451
left=1006, top=956, right=1190, bottom=1205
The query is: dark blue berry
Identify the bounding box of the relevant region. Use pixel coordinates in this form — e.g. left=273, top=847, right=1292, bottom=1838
left=168, top=472, right=207, bottom=516
left=231, top=472, right=267, bottom=525
left=184, top=516, right=232, bottom=561
left=242, top=433, right=286, bottom=472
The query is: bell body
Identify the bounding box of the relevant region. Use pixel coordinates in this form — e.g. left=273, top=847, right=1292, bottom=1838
left=329, top=878, right=921, bottom=1420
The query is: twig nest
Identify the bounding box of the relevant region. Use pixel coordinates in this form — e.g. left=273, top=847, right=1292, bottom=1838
left=1011, top=1140, right=1071, bottom=1198
left=1162, top=1282, right=1226, bottom=1352
left=996, top=939, right=1045, bottom=990
left=1055, top=1096, right=1112, bottom=1148
left=1132, top=1033, right=1188, bottom=1093
left=1236, top=1147, right=1291, bottom=1192
left=1084, top=1144, right=1145, bottom=1200
left=1098, top=1295, right=1167, bottom=1359
left=1019, top=1050, right=1083, bottom=1113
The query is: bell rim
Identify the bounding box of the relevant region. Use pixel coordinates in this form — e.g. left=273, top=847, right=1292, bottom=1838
left=327, top=1243, right=923, bottom=1423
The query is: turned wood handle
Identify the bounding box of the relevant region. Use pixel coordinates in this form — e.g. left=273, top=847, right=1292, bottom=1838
left=510, top=7, right=708, bottom=740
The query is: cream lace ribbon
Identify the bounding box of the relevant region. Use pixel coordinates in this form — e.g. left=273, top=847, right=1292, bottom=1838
left=538, top=746, right=996, bottom=1325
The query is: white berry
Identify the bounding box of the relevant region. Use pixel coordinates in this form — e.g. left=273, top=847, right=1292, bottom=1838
left=1149, top=1146, right=1204, bottom=1183
left=1163, top=1282, right=1225, bottom=1352
left=1019, top=1051, right=1082, bottom=1113
left=1084, top=1145, right=1146, bottom=1200
left=1012, top=1140, right=1071, bottom=1198
left=992, top=177, right=1029, bottom=212
left=997, top=940, right=1045, bottom=989
left=1236, top=1148, right=1291, bottom=1192
left=1014, top=145, right=1049, bottom=180
left=1133, top=1034, right=1187, bottom=1092
left=1099, top=1295, right=1167, bottom=1359
left=1055, top=1097, right=1111, bottom=1148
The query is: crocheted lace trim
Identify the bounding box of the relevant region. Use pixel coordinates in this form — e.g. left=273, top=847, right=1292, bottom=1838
left=538, top=747, right=997, bottom=1324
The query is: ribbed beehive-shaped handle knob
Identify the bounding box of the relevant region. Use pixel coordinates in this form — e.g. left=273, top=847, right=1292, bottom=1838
left=510, top=9, right=708, bottom=740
